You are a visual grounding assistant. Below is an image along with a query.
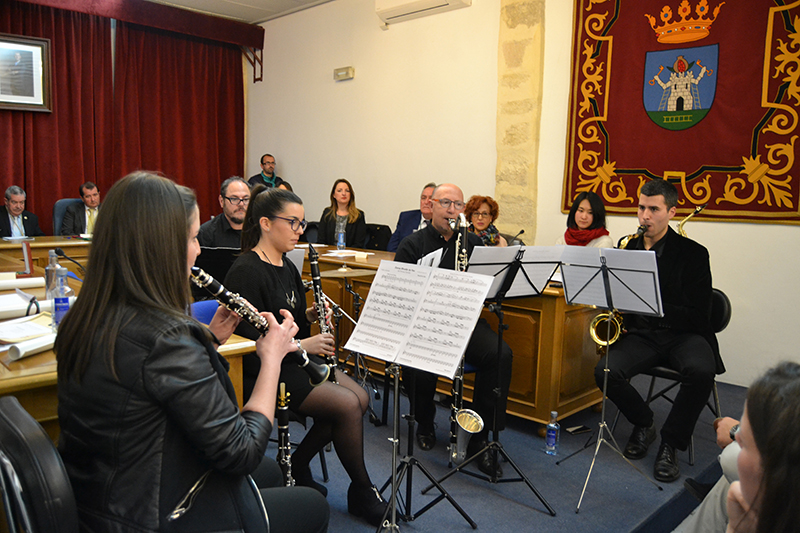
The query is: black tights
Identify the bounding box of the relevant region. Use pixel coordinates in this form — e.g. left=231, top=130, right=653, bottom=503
left=293, top=371, right=372, bottom=488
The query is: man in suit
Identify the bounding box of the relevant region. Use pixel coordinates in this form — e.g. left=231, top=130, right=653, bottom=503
left=386, top=182, right=436, bottom=252
left=0, top=186, right=45, bottom=238
left=61, top=182, right=101, bottom=236
left=594, top=179, right=721, bottom=483
left=247, top=153, right=284, bottom=189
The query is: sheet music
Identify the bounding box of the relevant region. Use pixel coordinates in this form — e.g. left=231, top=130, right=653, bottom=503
left=344, top=260, right=492, bottom=379
left=467, top=245, right=563, bottom=298
left=418, top=248, right=443, bottom=267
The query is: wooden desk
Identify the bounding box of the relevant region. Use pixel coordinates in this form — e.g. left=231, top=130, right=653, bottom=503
left=0, top=236, right=91, bottom=278
left=302, top=247, right=602, bottom=425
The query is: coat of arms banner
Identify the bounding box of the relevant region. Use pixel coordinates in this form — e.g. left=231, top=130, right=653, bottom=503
left=563, top=0, right=800, bottom=224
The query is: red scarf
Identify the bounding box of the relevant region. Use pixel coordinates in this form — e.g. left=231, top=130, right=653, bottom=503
left=563, top=227, right=609, bottom=246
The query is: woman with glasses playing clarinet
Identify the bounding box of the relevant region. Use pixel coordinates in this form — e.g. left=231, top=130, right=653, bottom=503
left=225, top=186, right=388, bottom=526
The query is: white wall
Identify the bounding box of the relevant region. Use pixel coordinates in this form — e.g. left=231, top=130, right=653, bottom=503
left=248, top=0, right=800, bottom=388
left=248, top=0, right=501, bottom=226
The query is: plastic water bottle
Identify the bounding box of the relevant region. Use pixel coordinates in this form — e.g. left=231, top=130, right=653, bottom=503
left=545, top=411, right=560, bottom=456
left=52, top=267, right=73, bottom=331
left=337, top=230, right=346, bottom=251
left=44, top=250, right=60, bottom=300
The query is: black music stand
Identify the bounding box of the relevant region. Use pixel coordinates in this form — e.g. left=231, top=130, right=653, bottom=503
left=422, top=245, right=557, bottom=516
left=559, top=246, right=664, bottom=512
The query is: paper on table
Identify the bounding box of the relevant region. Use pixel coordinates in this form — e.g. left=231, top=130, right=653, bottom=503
left=0, top=294, right=76, bottom=320
left=8, top=333, right=57, bottom=361
left=0, top=277, right=45, bottom=291
left=0, top=313, right=52, bottom=344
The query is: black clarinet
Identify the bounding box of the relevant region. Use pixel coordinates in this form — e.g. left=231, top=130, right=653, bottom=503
left=190, top=266, right=330, bottom=387
left=307, top=244, right=338, bottom=380
left=276, top=382, right=294, bottom=486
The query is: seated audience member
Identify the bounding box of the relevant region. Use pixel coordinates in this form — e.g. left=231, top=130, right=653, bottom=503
left=594, top=179, right=721, bottom=483
left=198, top=176, right=250, bottom=249
left=387, top=182, right=436, bottom=252
left=61, top=182, right=101, bottom=236
left=395, top=183, right=513, bottom=478
left=248, top=153, right=285, bottom=189
left=224, top=186, right=388, bottom=526
left=464, top=195, right=507, bottom=247
left=278, top=181, right=294, bottom=192
left=725, top=361, right=800, bottom=533
left=317, top=178, right=366, bottom=248
left=557, top=191, right=612, bottom=247
left=0, top=185, right=45, bottom=237
left=55, top=172, right=328, bottom=533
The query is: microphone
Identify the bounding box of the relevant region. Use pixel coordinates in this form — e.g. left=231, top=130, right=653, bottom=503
left=510, top=229, right=525, bottom=244
left=54, top=248, right=86, bottom=275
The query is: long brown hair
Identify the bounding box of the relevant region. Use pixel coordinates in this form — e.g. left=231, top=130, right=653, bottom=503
left=55, top=172, right=198, bottom=382
left=324, top=178, right=359, bottom=223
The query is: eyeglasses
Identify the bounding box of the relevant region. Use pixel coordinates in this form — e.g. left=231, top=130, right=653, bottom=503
left=262, top=161, right=276, bottom=166
left=270, top=216, right=307, bottom=232
left=432, top=198, right=465, bottom=210
left=471, top=211, right=492, bottom=219
left=223, top=196, right=250, bottom=205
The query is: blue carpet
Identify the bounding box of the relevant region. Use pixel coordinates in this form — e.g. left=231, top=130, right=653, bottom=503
left=279, top=377, right=747, bottom=532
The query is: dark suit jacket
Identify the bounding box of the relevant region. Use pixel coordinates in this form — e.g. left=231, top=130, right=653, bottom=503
left=387, top=209, right=423, bottom=252
left=61, top=202, right=88, bottom=235
left=625, top=227, right=723, bottom=373
left=0, top=206, right=45, bottom=238
left=317, top=207, right=366, bottom=248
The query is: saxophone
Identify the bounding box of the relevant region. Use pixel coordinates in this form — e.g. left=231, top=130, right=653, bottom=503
left=190, top=266, right=330, bottom=387
left=447, top=213, right=484, bottom=465
left=307, top=244, right=337, bottom=379
left=678, top=203, right=706, bottom=237
left=276, top=382, right=294, bottom=486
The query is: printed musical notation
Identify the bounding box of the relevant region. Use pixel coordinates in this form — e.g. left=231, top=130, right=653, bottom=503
left=344, top=260, right=493, bottom=379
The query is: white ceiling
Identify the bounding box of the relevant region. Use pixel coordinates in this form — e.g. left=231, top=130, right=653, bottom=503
left=145, top=0, right=335, bottom=25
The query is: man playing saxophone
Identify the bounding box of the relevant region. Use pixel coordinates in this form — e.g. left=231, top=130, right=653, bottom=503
left=594, top=179, right=723, bottom=483
left=394, top=183, right=513, bottom=478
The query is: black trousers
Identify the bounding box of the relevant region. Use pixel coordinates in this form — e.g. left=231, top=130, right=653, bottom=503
left=594, top=329, right=716, bottom=451
left=407, top=318, right=513, bottom=435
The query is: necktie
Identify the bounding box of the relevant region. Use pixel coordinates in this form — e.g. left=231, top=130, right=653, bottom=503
left=87, top=209, right=96, bottom=234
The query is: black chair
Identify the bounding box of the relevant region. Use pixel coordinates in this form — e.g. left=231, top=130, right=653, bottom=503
left=613, top=288, right=732, bottom=465
left=0, top=396, right=78, bottom=533
left=300, top=221, right=319, bottom=244
left=52, top=198, right=84, bottom=236
left=500, top=233, right=525, bottom=246
left=363, top=224, right=391, bottom=251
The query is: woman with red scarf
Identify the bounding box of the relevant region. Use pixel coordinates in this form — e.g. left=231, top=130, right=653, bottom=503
left=557, top=191, right=613, bottom=248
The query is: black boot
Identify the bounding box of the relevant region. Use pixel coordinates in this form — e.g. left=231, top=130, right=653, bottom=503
left=347, top=483, right=388, bottom=526
left=468, top=438, right=502, bottom=478
left=292, top=464, right=328, bottom=497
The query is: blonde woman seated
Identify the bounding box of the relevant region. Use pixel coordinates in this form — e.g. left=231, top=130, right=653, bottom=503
left=464, top=195, right=507, bottom=246
left=557, top=191, right=613, bottom=248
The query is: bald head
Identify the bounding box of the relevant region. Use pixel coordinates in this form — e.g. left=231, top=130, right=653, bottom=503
left=430, top=183, right=465, bottom=238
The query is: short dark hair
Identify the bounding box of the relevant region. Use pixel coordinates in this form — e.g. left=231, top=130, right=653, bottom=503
left=640, top=179, right=678, bottom=210
left=220, top=176, right=249, bottom=197
left=567, top=191, right=607, bottom=230
left=421, top=182, right=436, bottom=193
left=260, top=153, right=275, bottom=165
left=241, top=185, right=303, bottom=254
left=79, top=182, right=97, bottom=197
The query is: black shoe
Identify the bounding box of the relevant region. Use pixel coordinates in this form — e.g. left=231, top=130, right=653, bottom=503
left=623, top=422, right=656, bottom=460
left=347, top=483, right=388, bottom=527
left=416, top=427, right=436, bottom=451
left=291, top=464, right=328, bottom=497
left=684, top=478, right=713, bottom=502
left=654, top=442, right=680, bottom=482
left=468, top=440, right=502, bottom=478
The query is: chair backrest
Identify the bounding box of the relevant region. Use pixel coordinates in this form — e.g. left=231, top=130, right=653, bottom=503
left=300, top=221, right=318, bottom=244
left=52, top=198, right=84, bottom=236
left=0, top=396, right=78, bottom=533
left=710, top=288, right=732, bottom=333
left=364, top=223, right=392, bottom=250
left=191, top=299, right=219, bottom=325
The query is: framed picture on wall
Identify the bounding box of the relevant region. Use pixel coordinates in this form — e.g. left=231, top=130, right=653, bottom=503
left=0, top=33, right=52, bottom=112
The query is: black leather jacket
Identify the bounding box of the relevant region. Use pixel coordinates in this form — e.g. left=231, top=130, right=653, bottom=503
left=58, top=309, right=272, bottom=532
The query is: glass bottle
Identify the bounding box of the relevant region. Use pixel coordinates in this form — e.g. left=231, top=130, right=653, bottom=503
left=44, top=250, right=60, bottom=300
left=337, top=230, right=346, bottom=251
left=545, top=411, right=560, bottom=456
left=52, top=267, right=73, bottom=331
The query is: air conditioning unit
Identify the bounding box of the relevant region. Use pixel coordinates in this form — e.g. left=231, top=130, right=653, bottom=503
left=375, top=0, right=471, bottom=25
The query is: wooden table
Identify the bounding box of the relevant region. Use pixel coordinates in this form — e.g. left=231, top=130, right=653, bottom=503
left=0, top=236, right=91, bottom=278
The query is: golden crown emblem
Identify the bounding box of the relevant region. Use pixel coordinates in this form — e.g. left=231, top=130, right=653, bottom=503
left=645, top=0, right=725, bottom=44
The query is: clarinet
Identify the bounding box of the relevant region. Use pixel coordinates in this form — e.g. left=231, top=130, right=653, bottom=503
left=276, top=382, right=294, bottom=486
left=190, top=266, right=330, bottom=387
left=307, top=244, right=338, bottom=380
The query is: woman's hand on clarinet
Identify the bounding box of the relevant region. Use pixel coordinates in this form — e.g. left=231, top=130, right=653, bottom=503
left=256, top=310, right=300, bottom=363
left=206, top=305, right=242, bottom=346
left=299, top=333, right=335, bottom=356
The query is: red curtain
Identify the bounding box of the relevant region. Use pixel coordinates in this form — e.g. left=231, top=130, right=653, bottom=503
left=113, top=23, right=244, bottom=223
left=0, top=1, right=112, bottom=234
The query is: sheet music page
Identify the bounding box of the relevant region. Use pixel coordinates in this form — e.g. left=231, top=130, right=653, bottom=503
left=466, top=246, right=520, bottom=298
left=418, top=248, right=443, bottom=267
left=601, top=248, right=663, bottom=316
left=344, top=260, right=493, bottom=378
left=395, top=268, right=492, bottom=379
left=507, top=245, right=564, bottom=297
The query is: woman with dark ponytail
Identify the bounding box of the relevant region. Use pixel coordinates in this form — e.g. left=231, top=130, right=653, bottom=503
left=225, top=185, right=387, bottom=526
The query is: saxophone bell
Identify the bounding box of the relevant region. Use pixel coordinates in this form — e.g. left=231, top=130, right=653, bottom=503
left=450, top=409, right=484, bottom=465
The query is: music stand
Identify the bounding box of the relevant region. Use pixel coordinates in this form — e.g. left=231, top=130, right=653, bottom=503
left=559, top=246, right=664, bottom=512
left=421, top=245, right=557, bottom=516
